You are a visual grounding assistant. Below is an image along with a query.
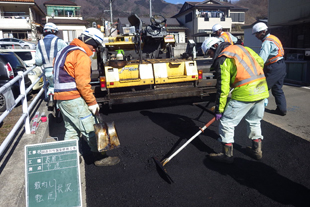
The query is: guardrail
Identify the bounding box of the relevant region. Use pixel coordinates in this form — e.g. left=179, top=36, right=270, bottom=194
left=0, top=65, right=47, bottom=157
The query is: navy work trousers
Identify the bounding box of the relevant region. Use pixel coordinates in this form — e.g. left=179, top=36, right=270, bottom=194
left=263, top=59, right=287, bottom=112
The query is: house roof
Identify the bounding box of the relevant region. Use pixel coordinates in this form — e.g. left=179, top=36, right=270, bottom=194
left=0, top=0, right=35, bottom=3
left=173, top=0, right=248, bottom=18
left=48, top=18, right=88, bottom=26
left=44, top=0, right=77, bottom=6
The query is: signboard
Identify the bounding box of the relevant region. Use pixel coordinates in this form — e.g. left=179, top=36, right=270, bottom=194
left=25, top=140, right=82, bottom=207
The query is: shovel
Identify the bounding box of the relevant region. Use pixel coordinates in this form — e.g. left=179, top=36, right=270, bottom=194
left=94, top=113, right=121, bottom=152
left=153, top=117, right=216, bottom=183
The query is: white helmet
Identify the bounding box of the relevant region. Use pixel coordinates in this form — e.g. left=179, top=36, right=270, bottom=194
left=44, top=23, right=58, bottom=33
left=212, top=24, right=222, bottom=33
left=201, top=37, right=221, bottom=55
left=252, top=22, right=268, bottom=34
left=80, top=28, right=104, bottom=47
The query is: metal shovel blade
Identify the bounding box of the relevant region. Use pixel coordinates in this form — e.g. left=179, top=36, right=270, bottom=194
left=152, top=157, right=174, bottom=184
left=94, top=121, right=120, bottom=152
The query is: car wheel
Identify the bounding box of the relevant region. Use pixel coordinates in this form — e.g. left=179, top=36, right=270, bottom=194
left=24, top=45, right=30, bottom=49
left=0, top=93, right=7, bottom=112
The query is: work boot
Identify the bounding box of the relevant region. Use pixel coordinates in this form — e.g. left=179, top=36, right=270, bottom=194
left=274, top=107, right=287, bottom=116
left=246, top=139, right=262, bottom=160
left=48, top=94, right=54, bottom=110
left=92, top=152, right=120, bottom=167
left=208, top=144, right=234, bottom=164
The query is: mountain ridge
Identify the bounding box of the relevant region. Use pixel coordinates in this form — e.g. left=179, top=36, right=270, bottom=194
left=35, top=0, right=182, bottom=21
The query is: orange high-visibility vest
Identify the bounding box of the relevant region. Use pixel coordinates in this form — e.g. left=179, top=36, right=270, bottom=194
left=218, top=45, right=265, bottom=87
left=220, top=32, right=234, bottom=45
left=264, top=35, right=284, bottom=65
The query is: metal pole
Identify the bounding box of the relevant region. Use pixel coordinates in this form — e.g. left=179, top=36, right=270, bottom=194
left=150, top=0, right=152, bottom=18
left=110, top=0, right=113, bottom=24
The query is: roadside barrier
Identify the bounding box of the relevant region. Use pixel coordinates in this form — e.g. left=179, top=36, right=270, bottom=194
left=0, top=65, right=47, bottom=157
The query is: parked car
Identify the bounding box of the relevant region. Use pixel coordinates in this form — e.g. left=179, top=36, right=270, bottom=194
left=0, top=38, right=36, bottom=49
left=0, top=49, right=44, bottom=91
left=0, top=51, right=32, bottom=112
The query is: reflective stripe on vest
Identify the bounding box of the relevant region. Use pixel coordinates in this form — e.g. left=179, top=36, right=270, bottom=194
left=264, top=35, right=284, bottom=65
left=38, top=36, right=58, bottom=68
left=218, top=45, right=265, bottom=87
left=54, top=45, right=86, bottom=93
left=220, top=32, right=233, bottom=45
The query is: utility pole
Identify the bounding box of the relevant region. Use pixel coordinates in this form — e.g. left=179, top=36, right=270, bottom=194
left=149, top=0, right=152, bottom=18
left=110, top=0, right=113, bottom=24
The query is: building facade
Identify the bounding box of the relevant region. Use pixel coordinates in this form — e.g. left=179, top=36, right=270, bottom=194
left=0, top=0, right=45, bottom=42
left=43, top=0, right=89, bottom=43
left=172, top=0, right=247, bottom=43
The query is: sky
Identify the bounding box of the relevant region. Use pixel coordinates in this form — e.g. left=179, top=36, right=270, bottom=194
left=164, top=0, right=239, bottom=5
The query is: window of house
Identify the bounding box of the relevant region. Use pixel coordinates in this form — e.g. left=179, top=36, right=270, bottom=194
left=46, top=6, right=81, bottom=17
left=3, top=31, right=28, bottom=40
left=231, top=13, right=245, bottom=22
left=238, top=13, right=245, bottom=22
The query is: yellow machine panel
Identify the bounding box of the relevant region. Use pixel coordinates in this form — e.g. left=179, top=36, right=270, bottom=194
left=105, top=63, right=154, bottom=88
left=103, top=36, right=137, bottom=51
left=153, top=59, right=198, bottom=84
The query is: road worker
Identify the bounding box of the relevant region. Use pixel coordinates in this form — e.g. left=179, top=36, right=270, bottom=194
left=252, top=22, right=287, bottom=116
left=201, top=37, right=269, bottom=163
left=53, top=28, right=120, bottom=166
left=35, top=22, right=67, bottom=110
left=212, top=23, right=237, bottom=45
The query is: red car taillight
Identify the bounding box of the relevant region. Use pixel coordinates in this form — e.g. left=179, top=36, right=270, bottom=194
left=198, top=70, right=203, bottom=80
left=6, top=62, right=14, bottom=79
left=100, top=76, right=106, bottom=88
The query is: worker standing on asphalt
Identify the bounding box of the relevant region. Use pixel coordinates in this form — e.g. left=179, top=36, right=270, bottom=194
left=252, top=22, right=287, bottom=116
left=201, top=37, right=269, bottom=163
left=212, top=24, right=237, bottom=45
left=53, top=28, right=120, bottom=166
left=35, top=23, right=67, bottom=110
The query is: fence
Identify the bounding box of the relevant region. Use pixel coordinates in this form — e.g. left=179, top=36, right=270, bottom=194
left=0, top=65, right=46, bottom=157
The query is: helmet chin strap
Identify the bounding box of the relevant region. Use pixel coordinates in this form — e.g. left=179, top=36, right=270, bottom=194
left=81, top=34, right=92, bottom=44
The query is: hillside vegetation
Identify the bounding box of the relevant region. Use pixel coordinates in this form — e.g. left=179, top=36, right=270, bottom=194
left=35, top=0, right=267, bottom=25
left=234, top=0, right=268, bottom=24
left=35, top=0, right=182, bottom=21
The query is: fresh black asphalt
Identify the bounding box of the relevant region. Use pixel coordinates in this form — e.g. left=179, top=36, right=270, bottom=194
left=82, top=101, right=310, bottom=207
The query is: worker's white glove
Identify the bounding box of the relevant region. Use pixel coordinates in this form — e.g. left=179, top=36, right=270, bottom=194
left=88, top=103, right=100, bottom=115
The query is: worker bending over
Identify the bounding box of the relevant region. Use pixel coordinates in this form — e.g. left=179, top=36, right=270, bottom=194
left=201, top=37, right=269, bottom=163
left=53, top=28, right=120, bottom=166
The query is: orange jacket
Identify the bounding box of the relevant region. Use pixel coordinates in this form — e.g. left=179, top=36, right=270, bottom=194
left=218, top=45, right=265, bottom=88
left=53, top=38, right=97, bottom=106
left=220, top=32, right=234, bottom=45
left=264, top=34, right=284, bottom=65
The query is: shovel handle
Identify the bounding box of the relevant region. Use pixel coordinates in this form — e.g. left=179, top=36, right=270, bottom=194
left=164, top=117, right=216, bottom=165
left=201, top=117, right=216, bottom=131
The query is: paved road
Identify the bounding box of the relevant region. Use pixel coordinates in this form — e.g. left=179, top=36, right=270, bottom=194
left=81, top=86, right=310, bottom=207
left=1, top=84, right=310, bottom=207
